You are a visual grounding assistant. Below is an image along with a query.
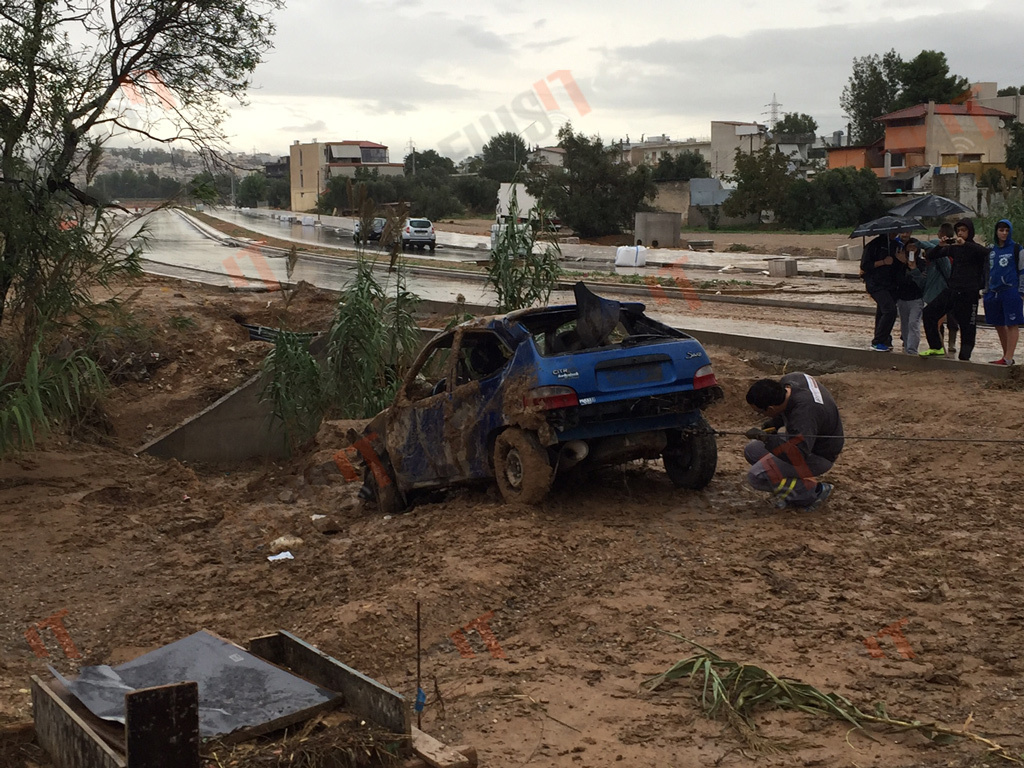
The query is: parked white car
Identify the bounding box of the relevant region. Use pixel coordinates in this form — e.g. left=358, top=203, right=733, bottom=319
left=401, top=218, right=436, bottom=252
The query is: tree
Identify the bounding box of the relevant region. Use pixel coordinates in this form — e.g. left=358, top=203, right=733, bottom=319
left=0, top=0, right=280, bottom=450
left=841, top=49, right=972, bottom=144
left=480, top=132, right=529, bottom=182
left=721, top=143, right=795, bottom=220
left=997, top=86, right=1022, bottom=97
left=404, top=149, right=456, bottom=176
left=526, top=124, right=656, bottom=238
left=265, top=178, right=291, bottom=209
left=895, top=50, right=970, bottom=110
left=651, top=151, right=710, bottom=182
left=840, top=50, right=903, bottom=144
left=237, top=173, right=268, bottom=207
left=1005, top=120, right=1024, bottom=185
left=777, top=167, right=886, bottom=230
left=773, top=113, right=818, bottom=136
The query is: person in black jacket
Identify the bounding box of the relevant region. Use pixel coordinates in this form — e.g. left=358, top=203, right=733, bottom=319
left=920, top=218, right=989, bottom=360
left=744, top=373, right=844, bottom=512
left=860, top=232, right=905, bottom=351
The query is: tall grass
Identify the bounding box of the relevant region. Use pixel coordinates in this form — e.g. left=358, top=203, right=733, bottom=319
left=486, top=181, right=561, bottom=311
left=322, top=256, right=420, bottom=418
left=0, top=343, right=105, bottom=455
left=262, top=183, right=421, bottom=444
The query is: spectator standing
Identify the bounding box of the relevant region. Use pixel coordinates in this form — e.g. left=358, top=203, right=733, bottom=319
left=860, top=232, right=904, bottom=351
left=911, top=224, right=958, bottom=353
left=893, top=232, right=924, bottom=354
left=920, top=219, right=989, bottom=360
left=982, top=219, right=1024, bottom=365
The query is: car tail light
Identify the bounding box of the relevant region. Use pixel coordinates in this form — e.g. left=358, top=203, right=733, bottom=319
left=404, top=225, right=411, bottom=233
left=693, top=364, right=717, bottom=390
left=524, top=386, right=579, bottom=410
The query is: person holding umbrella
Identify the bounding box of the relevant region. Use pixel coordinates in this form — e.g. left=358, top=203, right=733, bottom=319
left=982, top=219, right=1024, bottom=365
left=920, top=219, right=989, bottom=360
left=860, top=231, right=905, bottom=351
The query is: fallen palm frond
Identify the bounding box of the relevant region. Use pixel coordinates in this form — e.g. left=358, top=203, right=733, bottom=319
left=642, top=630, right=1023, bottom=763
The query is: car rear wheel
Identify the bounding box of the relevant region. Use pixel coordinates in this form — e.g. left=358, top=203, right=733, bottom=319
left=494, top=428, right=553, bottom=504
left=663, top=416, right=717, bottom=490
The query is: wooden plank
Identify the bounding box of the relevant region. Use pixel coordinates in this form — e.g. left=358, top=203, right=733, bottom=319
left=31, top=675, right=125, bottom=768
left=402, top=745, right=477, bottom=768
left=125, top=682, right=200, bottom=768
left=216, top=690, right=339, bottom=746
left=249, top=631, right=411, bottom=740
left=410, top=726, right=471, bottom=768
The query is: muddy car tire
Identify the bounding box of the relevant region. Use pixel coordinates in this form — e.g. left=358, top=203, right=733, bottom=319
left=663, top=418, right=717, bottom=490
left=364, top=467, right=405, bottom=515
left=494, top=428, right=553, bottom=504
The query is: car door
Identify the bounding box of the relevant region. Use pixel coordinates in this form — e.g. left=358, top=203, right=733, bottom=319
left=441, top=330, right=513, bottom=482
left=384, top=333, right=456, bottom=490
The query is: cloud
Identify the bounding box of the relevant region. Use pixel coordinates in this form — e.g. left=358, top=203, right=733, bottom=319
left=457, top=24, right=512, bottom=52
left=524, top=35, right=573, bottom=52
left=280, top=119, right=327, bottom=133
left=589, top=5, right=1024, bottom=137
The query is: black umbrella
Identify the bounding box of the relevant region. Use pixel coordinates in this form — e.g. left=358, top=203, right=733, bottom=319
left=850, top=215, right=926, bottom=238
left=888, top=194, right=974, bottom=218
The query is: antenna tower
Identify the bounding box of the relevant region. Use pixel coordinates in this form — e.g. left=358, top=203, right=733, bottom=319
left=764, top=93, right=782, bottom=129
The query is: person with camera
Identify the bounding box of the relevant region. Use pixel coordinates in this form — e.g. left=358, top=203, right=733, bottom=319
left=982, top=219, right=1024, bottom=365
left=860, top=231, right=905, bottom=351
left=893, top=232, right=924, bottom=354
left=920, top=219, right=989, bottom=360
left=744, top=373, right=844, bottom=512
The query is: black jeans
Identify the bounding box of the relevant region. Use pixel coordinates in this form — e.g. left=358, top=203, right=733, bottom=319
left=869, top=288, right=897, bottom=347
left=923, top=289, right=978, bottom=359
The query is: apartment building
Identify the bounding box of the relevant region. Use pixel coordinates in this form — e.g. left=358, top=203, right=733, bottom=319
left=289, top=140, right=404, bottom=212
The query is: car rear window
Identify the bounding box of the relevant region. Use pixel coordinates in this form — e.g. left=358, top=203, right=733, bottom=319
left=409, top=219, right=431, bottom=228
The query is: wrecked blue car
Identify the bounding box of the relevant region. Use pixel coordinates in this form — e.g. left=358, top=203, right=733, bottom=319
left=361, top=283, right=723, bottom=512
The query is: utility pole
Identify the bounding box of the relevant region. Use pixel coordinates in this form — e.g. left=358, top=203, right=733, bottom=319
left=407, top=138, right=416, bottom=174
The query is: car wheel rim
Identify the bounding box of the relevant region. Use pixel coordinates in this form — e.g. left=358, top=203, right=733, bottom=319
left=505, top=448, right=524, bottom=490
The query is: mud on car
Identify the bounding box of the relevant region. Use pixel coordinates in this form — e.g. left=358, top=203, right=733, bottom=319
left=359, top=283, right=724, bottom=512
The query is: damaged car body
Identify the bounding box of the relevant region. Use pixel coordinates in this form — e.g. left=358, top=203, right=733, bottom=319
left=359, top=283, right=724, bottom=512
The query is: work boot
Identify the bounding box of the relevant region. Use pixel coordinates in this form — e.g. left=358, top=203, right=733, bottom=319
left=804, top=482, right=834, bottom=512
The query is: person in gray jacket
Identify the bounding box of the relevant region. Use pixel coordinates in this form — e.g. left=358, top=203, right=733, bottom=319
left=744, top=373, right=844, bottom=511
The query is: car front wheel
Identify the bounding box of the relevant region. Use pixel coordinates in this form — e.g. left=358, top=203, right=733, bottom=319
left=663, top=416, right=717, bottom=490
left=363, top=463, right=406, bottom=515
left=494, top=428, right=553, bottom=504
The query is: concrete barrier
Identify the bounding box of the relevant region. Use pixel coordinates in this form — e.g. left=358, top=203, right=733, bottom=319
left=768, top=258, right=798, bottom=277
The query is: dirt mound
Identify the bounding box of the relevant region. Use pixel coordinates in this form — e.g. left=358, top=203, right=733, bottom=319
left=2, top=277, right=1023, bottom=767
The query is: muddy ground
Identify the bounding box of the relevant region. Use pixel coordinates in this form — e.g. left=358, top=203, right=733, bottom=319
left=2, top=259, right=1024, bottom=768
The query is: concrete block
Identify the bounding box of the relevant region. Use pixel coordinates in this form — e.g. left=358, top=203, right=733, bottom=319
left=836, top=244, right=851, bottom=261
left=768, top=258, right=798, bottom=277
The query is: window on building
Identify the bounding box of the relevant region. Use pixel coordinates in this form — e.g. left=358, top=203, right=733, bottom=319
left=360, top=147, right=388, bottom=164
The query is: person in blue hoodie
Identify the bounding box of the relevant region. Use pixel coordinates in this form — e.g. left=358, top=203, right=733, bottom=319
left=982, top=219, right=1024, bottom=365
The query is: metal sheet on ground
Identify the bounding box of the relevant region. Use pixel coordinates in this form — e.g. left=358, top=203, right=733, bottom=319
left=52, top=630, right=338, bottom=738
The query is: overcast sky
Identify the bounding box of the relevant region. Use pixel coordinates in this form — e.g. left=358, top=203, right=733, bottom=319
left=219, top=0, right=1024, bottom=161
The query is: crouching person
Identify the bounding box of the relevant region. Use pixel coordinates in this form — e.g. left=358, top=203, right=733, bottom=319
left=743, top=373, right=844, bottom=511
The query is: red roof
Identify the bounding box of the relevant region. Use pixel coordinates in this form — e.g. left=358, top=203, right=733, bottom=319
left=876, top=102, right=1015, bottom=122
left=328, top=140, right=387, bottom=148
